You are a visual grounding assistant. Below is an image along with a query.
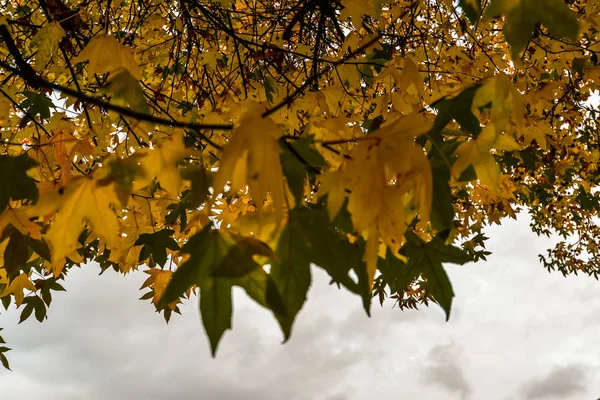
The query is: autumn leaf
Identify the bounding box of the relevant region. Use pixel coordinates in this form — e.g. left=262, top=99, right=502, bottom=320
left=34, top=177, right=120, bottom=276
left=199, top=277, right=232, bottom=356
left=0, top=207, right=42, bottom=240
left=31, top=21, right=65, bottom=68
left=0, top=273, right=36, bottom=307
left=318, top=169, right=348, bottom=220
left=213, top=103, right=288, bottom=216
left=134, top=134, right=191, bottom=197
left=451, top=125, right=520, bottom=194
left=73, top=34, right=142, bottom=79
left=140, top=268, right=173, bottom=306
left=101, top=69, right=150, bottom=114
left=270, top=209, right=312, bottom=340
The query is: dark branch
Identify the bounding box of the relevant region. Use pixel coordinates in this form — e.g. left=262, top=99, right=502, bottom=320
left=0, top=25, right=233, bottom=140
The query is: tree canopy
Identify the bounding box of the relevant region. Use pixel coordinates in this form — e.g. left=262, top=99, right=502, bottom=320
left=0, top=0, right=598, bottom=368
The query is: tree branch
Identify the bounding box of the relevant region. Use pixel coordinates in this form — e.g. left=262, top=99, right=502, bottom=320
left=0, top=25, right=233, bottom=136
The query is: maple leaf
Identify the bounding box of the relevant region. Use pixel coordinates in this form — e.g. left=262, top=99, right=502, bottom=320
left=0, top=273, right=36, bottom=307
left=19, top=91, right=55, bottom=120
left=345, top=139, right=386, bottom=233
left=340, top=0, right=374, bottom=25
left=0, top=154, right=39, bottom=214
left=451, top=125, right=520, bottom=194
left=473, top=74, right=524, bottom=133
left=0, top=207, right=41, bottom=241
left=72, top=34, right=142, bottom=79
left=199, top=277, right=232, bottom=356
left=211, top=236, right=275, bottom=278
left=31, top=21, right=65, bottom=68
left=140, top=268, right=173, bottom=306
left=484, top=0, right=579, bottom=59
left=135, top=229, right=180, bottom=267
left=213, top=103, right=288, bottom=216
left=101, top=69, right=150, bottom=114
left=459, top=0, right=482, bottom=23
left=160, top=225, right=229, bottom=307
left=318, top=169, right=348, bottom=220
left=402, top=231, right=472, bottom=320
left=1, top=229, right=29, bottom=279
left=34, top=177, right=120, bottom=276
left=133, top=134, right=191, bottom=197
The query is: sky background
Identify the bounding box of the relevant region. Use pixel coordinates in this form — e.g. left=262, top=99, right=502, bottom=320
left=0, top=215, right=599, bottom=400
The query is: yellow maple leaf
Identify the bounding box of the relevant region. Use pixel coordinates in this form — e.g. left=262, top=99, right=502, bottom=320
left=201, top=50, right=222, bottom=70
left=345, top=138, right=386, bottom=233
left=376, top=112, right=433, bottom=221
left=523, top=122, right=548, bottom=150
left=0, top=207, right=42, bottom=240
left=73, top=34, right=142, bottom=80
left=134, top=134, right=191, bottom=197
left=34, top=177, right=120, bottom=276
left=317, top=169, right=348, bottom=220
left=452, top=125, right=520, bottom=194
left=399, top=57, right=426, bottom=102
left=141, top=268, right=173, bottom=306
left=0, top=267, right=7, bottom=286
left=473, top=74, right=524, bottom=133
left=32, top=21, right=66, bottom=69
left=213, top=103, right=287, bottom=215
left=341, top=0, right=378, bottom=24
left=0, top=273, right=36, bottom=307
left=378, top=186, right=409, bottom=253
left=102, top=69, right=150, bottom=114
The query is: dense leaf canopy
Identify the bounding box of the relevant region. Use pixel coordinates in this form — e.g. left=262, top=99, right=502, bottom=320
left=0, top=0, right=599, bottom=366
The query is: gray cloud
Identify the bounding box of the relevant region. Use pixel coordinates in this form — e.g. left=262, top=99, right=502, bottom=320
left=521, top=365, right=587, bottom=399
left=421, top=341, right=472, bottom=400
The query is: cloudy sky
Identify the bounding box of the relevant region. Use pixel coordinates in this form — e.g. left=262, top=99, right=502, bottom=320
left=0, top=215, right=599, bottom=400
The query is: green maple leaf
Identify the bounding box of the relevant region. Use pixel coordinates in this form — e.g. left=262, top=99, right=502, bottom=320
left=0, top=344, right=10, bottom=371
left=159, top=225, right=285, bottom=355
left=211, top=236, right=275, bottom=279
left=270, top=211, right=312, bottom=341
left=428, top=84, right=483, bottom=142
left=101, top=69, right=150, bottom=114
left=270, top=206, right=372, bottom=340
left=160, top=225, right=229, bottom=307
left=199, top=276, right=232, bottom=357
left=280, top=138, right=327, bottom=204
left=459, top=0, right=482, bottom=24
left=180, top=166, right=212, bottom=208
left=294, top=206, right=371, bottom=314
left=402, top=231, right=472, bottom=320
left=19, top=91, right=54, bottom=119
left=0, top=154, right=39, bottom=213
left=484, top=0, right=579, bottom=59
left=2, top=229, right=30, bottom=280
left=159, top=225, right=231, bottom=355
left=135, top=229, right=180, bottom=267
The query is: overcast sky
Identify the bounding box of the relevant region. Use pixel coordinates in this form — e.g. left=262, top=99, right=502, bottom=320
left=0, top=215, right=599, bottom=400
